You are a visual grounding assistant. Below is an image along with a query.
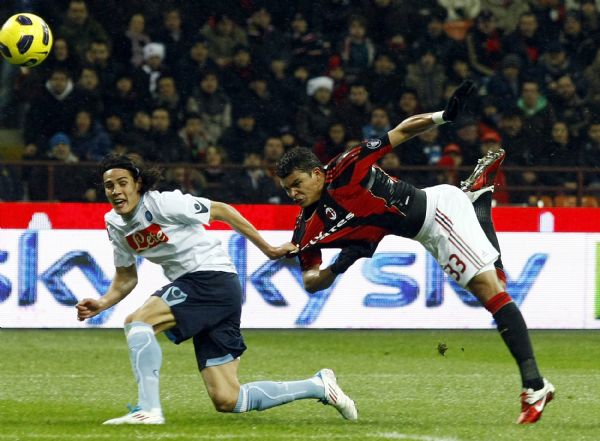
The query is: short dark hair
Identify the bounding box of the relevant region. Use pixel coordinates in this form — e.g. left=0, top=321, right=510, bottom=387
left=99, top=153, right=162, bottom=194
left=275, top=147, right=322, bottom=178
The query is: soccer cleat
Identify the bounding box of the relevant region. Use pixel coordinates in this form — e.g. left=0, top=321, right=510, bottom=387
left=516, top=378, right=555, bottom=424
left=317, top=368, right=358, bottom=421
left=102, top=405, right=165, bottom=425
left=460, top=148, right=506, bottom=192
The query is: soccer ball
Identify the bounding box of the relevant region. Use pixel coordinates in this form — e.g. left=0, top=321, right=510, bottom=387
left=0, top=13, right=52, bottom=67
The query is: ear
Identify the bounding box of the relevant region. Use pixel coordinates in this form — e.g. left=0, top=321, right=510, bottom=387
left=135, top=178, right=142, bottom=192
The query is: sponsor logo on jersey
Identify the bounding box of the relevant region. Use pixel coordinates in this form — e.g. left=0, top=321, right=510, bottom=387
left=325, top=207, right=337, bottom=220
left=194, top=201, right=208, bottom=214
left=126, top=223, right=169, bottom=252
left=145, top=211, right=153, bottom=222
left=366, top=139, right=382, bottom=149
left=301, top=212, right=355, bottom=251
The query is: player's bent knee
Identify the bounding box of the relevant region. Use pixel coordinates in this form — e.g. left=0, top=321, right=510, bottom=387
left=209, top=390, right=238, bottom=412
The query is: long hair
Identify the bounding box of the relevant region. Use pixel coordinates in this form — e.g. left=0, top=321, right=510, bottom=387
left=99, top=153, right=162, bottom=194
left=275, top=147, right=323, bottom=178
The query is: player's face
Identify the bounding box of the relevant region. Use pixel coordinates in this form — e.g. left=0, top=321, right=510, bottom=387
left=280, top=169, right=324, bottom=207
left=103, top=169, right=142, bottom=216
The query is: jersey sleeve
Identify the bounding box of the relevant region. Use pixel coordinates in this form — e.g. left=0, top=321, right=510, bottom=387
left=149, top=190, right=212, bottom=225
left=106, top=224, right=135, bottom=268
left=327, top=135, right=393, bottom=186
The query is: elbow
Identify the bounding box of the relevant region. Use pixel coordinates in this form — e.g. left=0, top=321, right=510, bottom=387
left=304, top=280, right=320, bottom=294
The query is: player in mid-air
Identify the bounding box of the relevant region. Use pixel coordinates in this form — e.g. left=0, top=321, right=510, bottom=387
left=275, top=81, right=554, bottom=424
left=75, top=153, right=357, bottom=424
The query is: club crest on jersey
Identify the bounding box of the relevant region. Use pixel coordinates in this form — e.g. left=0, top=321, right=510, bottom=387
left=366, top=139, right=381, bottom=149
left=126, top=223, right=169, bottom=252
left=145, top=211, right=153, bottom=221
left=325, top=207, right=337, bottom=220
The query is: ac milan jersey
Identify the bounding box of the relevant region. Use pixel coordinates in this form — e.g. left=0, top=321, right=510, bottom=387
left=105, top=190, right=236, bottom=281
left=292, top=135, right=427, bottom=270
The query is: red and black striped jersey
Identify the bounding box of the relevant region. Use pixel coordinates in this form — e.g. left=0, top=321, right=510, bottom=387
left=292, top=135, right=427, bottom=270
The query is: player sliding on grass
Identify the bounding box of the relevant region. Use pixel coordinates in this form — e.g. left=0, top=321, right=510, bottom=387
left=276, top=81, right=554, bottom=424
left=75, top=153, right=357, bottom=424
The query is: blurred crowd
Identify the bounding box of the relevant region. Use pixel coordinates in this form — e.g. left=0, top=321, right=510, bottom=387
left=0, top=0, right=599, bottom=205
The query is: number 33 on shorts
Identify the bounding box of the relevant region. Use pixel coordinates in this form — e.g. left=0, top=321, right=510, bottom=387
left=443, top=253, right=467, bottom=281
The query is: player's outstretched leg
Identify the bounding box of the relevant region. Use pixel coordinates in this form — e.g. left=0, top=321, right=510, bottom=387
left=232, top=368, right=357, bottom=420
left=103, top=321, right=165, bottom=425
left=462, top=148, right=506, bottom=283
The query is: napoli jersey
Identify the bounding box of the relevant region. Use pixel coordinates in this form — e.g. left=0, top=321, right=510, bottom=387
left=293, top=136, right=428, bottom=270
left=105, top=190, right=236, bottom=281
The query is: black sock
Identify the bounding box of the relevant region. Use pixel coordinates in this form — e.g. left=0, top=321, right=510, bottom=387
left=493, top=302, right=543, bottom=390
left=473, top=191, right=504, bottom=270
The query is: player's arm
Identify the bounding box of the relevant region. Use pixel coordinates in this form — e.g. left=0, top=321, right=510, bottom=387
left=302, top=243, right=377, bottom=293
left=76, top=264, right=138, bottom=321
left=210, top=201, right=297, bottom=259
left=388, top=80, right=475, bottom=148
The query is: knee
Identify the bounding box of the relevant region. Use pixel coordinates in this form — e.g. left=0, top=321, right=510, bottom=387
left=209, top=389, right=239, bottom=413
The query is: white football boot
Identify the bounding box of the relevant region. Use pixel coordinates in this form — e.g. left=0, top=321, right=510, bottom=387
left=316, top=368, right=358, bottom=420
left=103, top=405, right=165, bottom=425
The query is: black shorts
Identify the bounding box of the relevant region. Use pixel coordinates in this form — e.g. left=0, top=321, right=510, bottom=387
left=152, top=271, right=247, bottom=370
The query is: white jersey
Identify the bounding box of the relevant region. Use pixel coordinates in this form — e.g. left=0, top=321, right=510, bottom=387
left=105, top=190, right=236, bottom=281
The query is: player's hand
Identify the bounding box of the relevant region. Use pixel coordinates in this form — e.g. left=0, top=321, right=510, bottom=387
left=76, top=298, right=103, bottom=321
left=330, top=242, right=377, bottom=275
left=266, top=242, right=299, bottom=260
left=443, top=80, right=475, bottom=122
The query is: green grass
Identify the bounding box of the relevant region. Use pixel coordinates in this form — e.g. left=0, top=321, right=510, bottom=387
left=1, top=329, right=599, bottom=441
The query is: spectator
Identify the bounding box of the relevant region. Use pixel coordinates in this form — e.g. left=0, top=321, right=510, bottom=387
left=145, top=107, right=188, bottom=163
left=86, top=39, right=123, bottom=92
left=502, top=12, right=544, bottom=69
left=480, top=0, right=531, bottom=33
left=411, top=9, right=456, bottom=66
left=561, top=10, right=597, bottom=68
left=158, top=165, right=206, bottom=197
left=224, top=151, right=274, bottom=203
left=153, top=8, right=190, bottom=70
left=538, top=121, right=580, bottom=190
left=246, top=7, right=287, bottom=66
left=338, top=15, right=376, bottom=82
left=132, top=42, right=169, bottom=100
left=465, top=9, right=505, bottom=77
left=517, top=80, right=556, bottom=144
left=186, top=70, right=232, bottom=143
left=219, top=108, right=266, bottom=163
left=296, top=76, right=335, bottom=146
left=405, top=48, right=447, bottom=111
left=334, top=82, right=373, bottom=140
left=220, top=45, right=258, bottom=103
left=360, top=51, right=403, bottom=107
left=28, top=132, right=88, bottom=202
left=262, top=136, right=285, bottom=174
left=391, top=88, right=422, bottom=122
left=57, top=0, right=110, bottom=62
left=202, top=145, right=229, bottom=199
left=583, top=47, right=600, bottom=111
left=498, top=107, right=529, bottom=167
left=76, top=66, right=104, bottom=116
left=487, top=54, right=523, bottom=112
left=313, top=121, right=347, bottom=164
left=112, top=13, right=151, bottom=69
left=362, top=107, right=391, bottom=139
left=24, top=68, right=84, bottom=152
left=41, top=37, right=80, bottom=79
left=175, top=36, right=218, bottom=98
left=362, top=0, right=416, bottom=48
left=378, top=151, right=401, bottom=174
left=579, top=0, right=600, bottom=36
left=242, top=75, right=289, bottom=134
left=103, top=73, right=146, bottom=124
left=284, top=12, right=331, bottom=73
left=70, top=109, right=112, bottom=161
left=549, top=74, right=590, bottom=139
left=178, top=112, right=215, bottom=163
left=537, top=41, right=581, bottom=95
left=450, top=117, right=481, bottom=165
left=580, top=121, right=600, bottom=190
left=152, top=75, right=184, bottom=125
left=201, top=14, right=248, bottom=68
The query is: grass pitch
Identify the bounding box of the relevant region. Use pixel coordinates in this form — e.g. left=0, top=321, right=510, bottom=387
left=0, top=329, right=599, bottom=441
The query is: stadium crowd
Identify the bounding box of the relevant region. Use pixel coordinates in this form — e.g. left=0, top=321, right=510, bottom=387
left=0, top=0, right=599, bottom=205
